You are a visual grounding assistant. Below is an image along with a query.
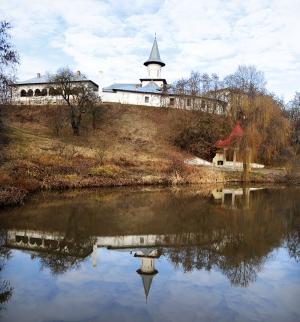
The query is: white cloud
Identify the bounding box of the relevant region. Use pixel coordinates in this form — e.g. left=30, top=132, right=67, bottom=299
left=0, top=0, right=299, bottom=101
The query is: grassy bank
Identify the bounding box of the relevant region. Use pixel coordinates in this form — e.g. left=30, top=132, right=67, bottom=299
left=0, top=103, right=288, bottom=207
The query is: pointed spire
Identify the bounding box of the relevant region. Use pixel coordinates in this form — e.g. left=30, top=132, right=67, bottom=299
left=141, top=274, right=154, bottom=301
left=144, top=35, right=165, bottom=67
left=137, top=269, right=158, bottom=302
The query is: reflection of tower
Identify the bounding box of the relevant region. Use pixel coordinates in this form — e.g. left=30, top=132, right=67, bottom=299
left=135, top=249, right=160, bottom=302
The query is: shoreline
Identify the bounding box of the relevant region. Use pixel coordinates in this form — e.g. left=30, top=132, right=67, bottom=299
left=0, top=169, right=292, bottom=208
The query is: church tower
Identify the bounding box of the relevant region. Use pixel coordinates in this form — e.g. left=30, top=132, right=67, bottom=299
left=140, top=36, right=167, bottom=88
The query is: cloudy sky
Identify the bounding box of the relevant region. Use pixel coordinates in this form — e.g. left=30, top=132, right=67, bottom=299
left=1, top=0, right=299, bottom=101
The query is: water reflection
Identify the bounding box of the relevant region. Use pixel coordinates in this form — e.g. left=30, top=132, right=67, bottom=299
left=135, top=249, right=160, bottom=301
left=0, top=230, right=13, bottom=311
left=0, top=185, right=299, bottom=320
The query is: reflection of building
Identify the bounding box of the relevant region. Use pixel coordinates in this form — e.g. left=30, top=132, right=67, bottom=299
left=6, top=229, right=93, bottom=258
left=212, top=187, right=264, bottom=209
left=135, top=249, right=160, bottom=301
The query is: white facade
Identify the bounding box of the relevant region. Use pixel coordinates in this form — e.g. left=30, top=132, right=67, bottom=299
left=102, top=90, right=162, bottom=107
left=102, top=37, right=168, bottom=107
left=12, top=71, right=99, bottom=105
left=147, top=63, right=162, bottom=79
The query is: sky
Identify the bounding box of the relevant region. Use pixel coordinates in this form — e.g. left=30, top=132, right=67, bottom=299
left=0, top=0, right=299, bottom=101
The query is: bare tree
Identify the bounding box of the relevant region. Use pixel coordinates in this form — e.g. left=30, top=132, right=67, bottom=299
left=49, top=67, right=99, bottom=135
left=0, top=21, right=19, bottom=115
left=224, top=65, right=266, bottom=98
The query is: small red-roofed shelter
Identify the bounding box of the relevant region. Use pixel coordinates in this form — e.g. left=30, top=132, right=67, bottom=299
left=213, top=121, right=244, bottom=167
left=215, top=121, right=244, bottom=149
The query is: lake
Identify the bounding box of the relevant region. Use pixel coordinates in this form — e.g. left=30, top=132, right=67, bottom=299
left=0, top=185, right=299, bottom=322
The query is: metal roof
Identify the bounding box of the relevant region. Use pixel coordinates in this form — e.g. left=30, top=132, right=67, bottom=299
left=15, top=74, right=99, bottom=88
left=102, top=81, right=164, bottom=94
left=144, top=37, right=165, bottom=67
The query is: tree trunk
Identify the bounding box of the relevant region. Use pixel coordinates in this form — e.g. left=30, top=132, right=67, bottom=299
left=72, top=124, right=80, bottom=136
left=70, top=105, right=81, bottom=136
left=242, top=148, right=251, bottom=181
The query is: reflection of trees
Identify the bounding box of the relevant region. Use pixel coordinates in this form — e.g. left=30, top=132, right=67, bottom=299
left=287, top=232, right=300, bottom=262
left=36, top=253, right=86, bottom=275
left=163, top=188, right=300, bottom=287
left=219, top=254, right=265, bottom=287
left=0, top=280, right=13, bottom=309
left=31, top=209, right=96, bottom=275
left=0, top=230, right=13, bottom=310
left=2, top=186, right=300, bottom=285
left=286, top=201, right=300, bottom=262
left=163, top=242, right=266, bottom=287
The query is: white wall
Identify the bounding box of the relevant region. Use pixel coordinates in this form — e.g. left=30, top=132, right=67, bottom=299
left=12, top=82, right=98, bottom=105
left=147, top=63, right=161, bottom=78
left=102, top=90, right=162, bottom=107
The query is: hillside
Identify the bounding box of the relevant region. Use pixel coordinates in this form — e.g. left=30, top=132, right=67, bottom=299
left=0, top=103, right=230, bottom=206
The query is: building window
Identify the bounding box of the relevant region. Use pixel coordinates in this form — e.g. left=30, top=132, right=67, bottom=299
left=41, top=88, right=47, bottom=96
left=35, top=89, right=41, bottom=96
left=169, top=97, right=175, bottom=106
left=27, top=89, right=33, bottom=97
left=20, top=90, right=27, bottom=97
left=145, top=96, right=149, bottom=103
left=187, top=98, right=191, bottom=107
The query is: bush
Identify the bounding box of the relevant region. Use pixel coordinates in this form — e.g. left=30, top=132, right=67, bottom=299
left=174, top=112, right=230, bottom=161
left=88, top=165, right=121, bottom=178
left=0, top=186, right=27, bottom=207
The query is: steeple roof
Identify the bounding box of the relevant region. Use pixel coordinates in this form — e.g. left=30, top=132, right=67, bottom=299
left=144, top=36, right=165, bottom=67
left=141, top=274, right=154, bottom=301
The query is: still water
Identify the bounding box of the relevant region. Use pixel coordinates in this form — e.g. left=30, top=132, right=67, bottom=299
left=0, top=185, right=299, bottom=322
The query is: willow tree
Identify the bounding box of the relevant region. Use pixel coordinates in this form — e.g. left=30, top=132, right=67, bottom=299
left=224, top=66, right=290, bottom=167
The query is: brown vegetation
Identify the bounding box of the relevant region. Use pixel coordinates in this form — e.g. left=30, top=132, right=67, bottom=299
left=0, top=103, right=230, bottom=206
left=0, top=186, right=26, bottom=207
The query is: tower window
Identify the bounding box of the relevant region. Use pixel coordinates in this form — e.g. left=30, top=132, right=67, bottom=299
left=145, top=96, right=149, bottom=103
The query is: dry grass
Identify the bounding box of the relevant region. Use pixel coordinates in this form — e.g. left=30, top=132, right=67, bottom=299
left=0, top=103, right=285, bottom=206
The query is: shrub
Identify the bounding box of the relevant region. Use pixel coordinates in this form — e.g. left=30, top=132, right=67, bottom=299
left=0, top=186, right=27, bottom=207
left=88, top=165, right=121, bottom=178
left=174, top=112, right=230, bottom=161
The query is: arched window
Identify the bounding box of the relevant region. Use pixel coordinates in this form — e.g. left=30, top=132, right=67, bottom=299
left=41, top=88, right=47, bottom=96
left=27, top=89, right=33, bottom=97
left=35, top=89, right=41, bottom=96
left=20, top=89, right=27, bottom=97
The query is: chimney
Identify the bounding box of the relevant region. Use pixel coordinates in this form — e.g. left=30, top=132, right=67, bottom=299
left=76, top=70, right=81, bottom=76
left=37, top=73, right=41, bottom=78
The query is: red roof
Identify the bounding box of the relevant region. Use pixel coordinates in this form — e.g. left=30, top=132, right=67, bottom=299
left=215, top=121, right=244, bottom=148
